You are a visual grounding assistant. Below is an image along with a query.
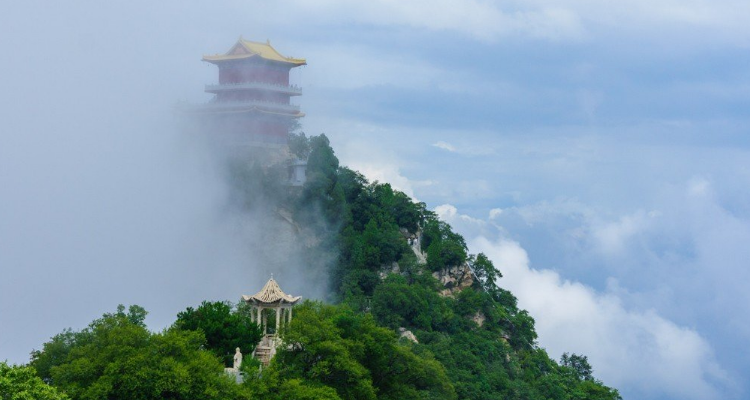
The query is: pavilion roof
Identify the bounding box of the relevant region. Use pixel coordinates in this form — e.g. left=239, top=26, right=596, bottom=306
left=242, top=277, right=302, bottom=305
left=203, top=38, right=306, bottom=66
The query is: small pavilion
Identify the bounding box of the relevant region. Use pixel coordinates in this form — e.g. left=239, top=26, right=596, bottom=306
left=242, top=277, right=301, bottom=365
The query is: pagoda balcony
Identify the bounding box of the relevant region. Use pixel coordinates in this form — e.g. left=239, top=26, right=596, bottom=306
left=205, top=82, right=302, bottom=96
left=197, top=99, right=301, bottom=113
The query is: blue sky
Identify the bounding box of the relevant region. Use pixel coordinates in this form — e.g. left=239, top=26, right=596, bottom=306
left=1, top=1, right=749, bottom=399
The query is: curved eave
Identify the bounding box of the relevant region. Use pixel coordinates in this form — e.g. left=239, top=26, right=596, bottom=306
left=204, top=84, right=302, bottom=96
left=242, top=295, right=302, bottom=306
left=202, top=54, right=306, bottom=67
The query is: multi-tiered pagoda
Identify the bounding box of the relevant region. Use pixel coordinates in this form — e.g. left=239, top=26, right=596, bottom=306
left=194, top=38, right=306, bottom=147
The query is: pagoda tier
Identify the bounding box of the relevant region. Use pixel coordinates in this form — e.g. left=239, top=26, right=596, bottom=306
left=204, top=82, right=302, bottom=96
left=190, top=111, right=294, bottom=145
left=190, top=38, right=305, bottom=146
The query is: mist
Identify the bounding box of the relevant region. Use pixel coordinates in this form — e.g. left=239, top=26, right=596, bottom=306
left=3, top=2, right=750, bottom=399
left=0, top=3, right=327, bottom=365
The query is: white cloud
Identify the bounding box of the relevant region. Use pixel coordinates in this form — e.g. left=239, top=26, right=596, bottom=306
left=433, top=141, right=457, bottom=152
left=253, top=0, right=750, bottom=45
left=432, top=140, right=497, bottom=156
left=284, top=0, right=585, bottom=42
left=472, top=235, right=730, bottom=400
left=435, top=203, right=459, bottom=219
left=688, top=176, right=712, bottom=197
left=355, top=163, right=416, bottom=198
left=503, top=197, right=595, bottom=226
left=591, top=210, right=657, bottom=255
left=325, top=123, right=419, bottom=198
left=489, top=208, right=504, bottom=219
left=436, top=204, right=494, bottom=234
left=303, top=44, right=442, bottom=90
left=434, top=203, right=732, bottom=399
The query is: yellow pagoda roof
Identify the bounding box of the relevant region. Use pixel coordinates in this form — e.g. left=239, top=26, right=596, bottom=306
left=242, top=277, right=302, bottom=305
left=203, top=38, right=306, bottom=66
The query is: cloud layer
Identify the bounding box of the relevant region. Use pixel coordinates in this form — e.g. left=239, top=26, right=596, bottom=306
left=431, top=203, right=734, bottom=399
left=2, top=2, right=749, bottom=399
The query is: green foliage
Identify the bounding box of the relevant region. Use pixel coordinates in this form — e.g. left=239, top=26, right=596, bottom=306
left=27, top=134, right=621, bottom=400
left=372, top=274, right=455, bottom=332
left=29, top=330, right=78, bottom=385
left=30, top=305, right=146, bottom=384
left=241, top=366, right=342, bottom=400
left=31, top=305, right=249, bottom=400
left=174, top=301, right=262, bottom=367
left=276, top=379, right=342, bottom=400
left=299, top=134, right=346, bottom=226
left=0, top=362, right=68, bottom=400
left=262, top=301, right=456, bottom=400
left=288, top=131, right=312, bottom=160
left=421, top=218, right=468, bottom=271
left=560, top=353, right=594, bottom=382
left=273, top=302, right=377, bottom=400
left=470, top=253, right=502, bottom=296
left=285, top=135, right=621, bottom=399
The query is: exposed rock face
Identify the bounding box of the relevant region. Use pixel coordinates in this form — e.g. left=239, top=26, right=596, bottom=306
left=379, top=262, right=401, bottom=280
left=432, top=264, right=474, bottom=297
left=398, top=327, right=419, bottom=344
left=472, top=311, right=486, bottom=327
left=406, top=228, right=427, bottom=264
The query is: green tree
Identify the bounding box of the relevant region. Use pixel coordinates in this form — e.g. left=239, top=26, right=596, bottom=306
left=174, top=301, right=262, bottom=367
left=300, top=134, right=345, bottom=226
left=561, top=353, right=594, bottom=381
left=29, top=329, right=78, bottom=385
left=32, top=305, right=248, bottom=400
left=271, top=301, right=456, bottom=400
left=288, top=131, right=312, bottom=160
left=0, top=362, right=68, bottom=400
left=372, top=274, right=454, bottom=332
left=30, top=304, right=146, bottom=384
left=469, top=253, right=502, bottom=295
left=421, top=219, right=468, bottom=271
left=273, top=302, right=376, bottom=400
left=293, top=134, right=622, bottom=400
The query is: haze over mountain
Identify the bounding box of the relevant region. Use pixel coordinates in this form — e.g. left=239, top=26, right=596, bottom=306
left=1, top=2, right=749, bottom=399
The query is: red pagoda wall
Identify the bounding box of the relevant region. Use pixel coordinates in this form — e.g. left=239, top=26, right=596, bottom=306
left=219, top=63, right=290, bottom=85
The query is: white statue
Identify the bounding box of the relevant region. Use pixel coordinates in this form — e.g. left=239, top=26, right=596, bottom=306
left=233, top=347, right=243, bottom=370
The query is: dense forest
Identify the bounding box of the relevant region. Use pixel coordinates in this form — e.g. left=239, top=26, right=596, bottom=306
left=1, top=134, right=621, bottom=400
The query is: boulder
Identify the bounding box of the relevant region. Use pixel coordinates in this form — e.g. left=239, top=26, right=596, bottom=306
left=398, top=327, right=419, bottom=344
left=432, top=263, right=474, bottom=297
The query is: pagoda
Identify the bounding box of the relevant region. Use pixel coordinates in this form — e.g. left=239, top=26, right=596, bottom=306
left=242, top=277, right=301, bottom=366
left=193, top=38, right=306, bottom=147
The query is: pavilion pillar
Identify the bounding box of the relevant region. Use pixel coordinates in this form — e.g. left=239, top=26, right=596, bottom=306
left=275, top=307, right=281, bottom=334
left=288, top=306, right=292, bottom=322
left=262, top=311, right=267, bottom=335
left=257, top=307, right=262, bottom=328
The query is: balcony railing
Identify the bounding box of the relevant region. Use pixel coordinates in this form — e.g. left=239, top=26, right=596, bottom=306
left=198, top=99, right=301, bottom=113
left=205, top=81, right=302, bottom=95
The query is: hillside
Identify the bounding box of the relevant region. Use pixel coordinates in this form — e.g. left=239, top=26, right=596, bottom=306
left=16, top=134, right=622, bottom=400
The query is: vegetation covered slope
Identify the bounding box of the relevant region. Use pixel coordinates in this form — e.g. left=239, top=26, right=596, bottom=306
left=285, top=133, right=621, bottom=400
left=21, top=133, right=621, bottom=400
